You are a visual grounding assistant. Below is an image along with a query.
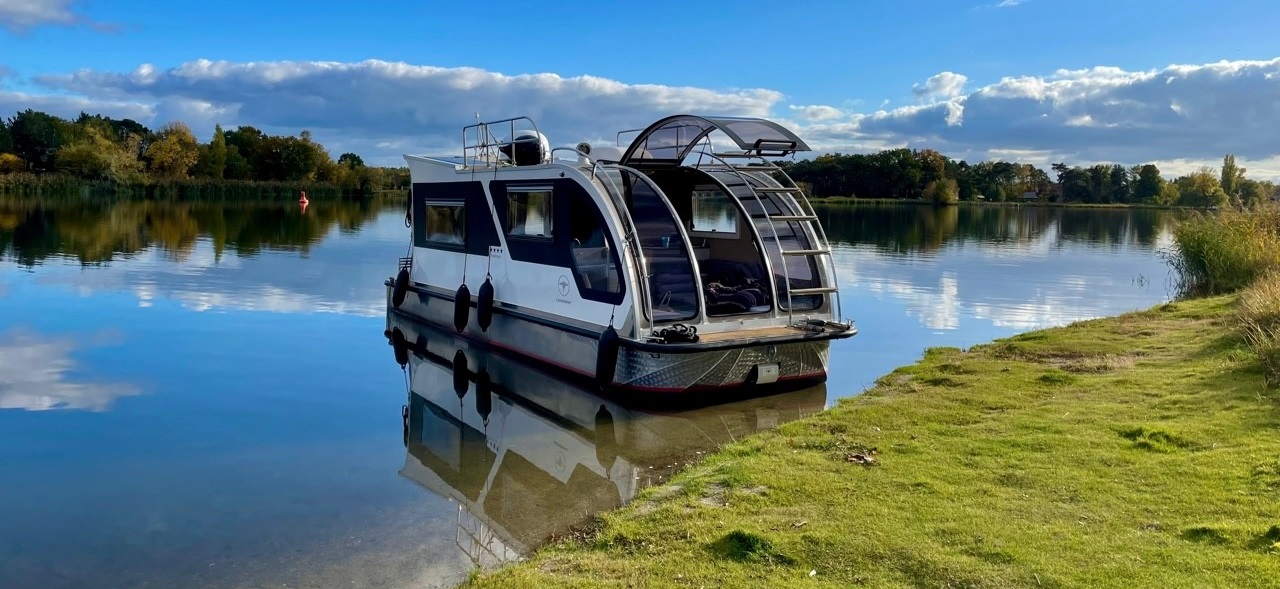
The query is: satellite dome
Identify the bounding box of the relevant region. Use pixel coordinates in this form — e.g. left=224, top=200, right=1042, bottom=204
left=499, top=130, right=550, bottom=166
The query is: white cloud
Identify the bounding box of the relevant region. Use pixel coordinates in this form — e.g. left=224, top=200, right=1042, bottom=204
left=31, top=59, right=783, bottom=164
left=12, top=57, right=1280, bottom=178
left=0, top=329, right=141, bottom=411
left=0, top=88, right=153, bottom=121
left=996, top=0, right=1025, bottom=7
left=912, top=72, right=968, bottom=101
left=0, top=0, right=74, bottom=30
left=0, top=0, right=109, bottom=32
left=788, top=104, right=847, bottom=122
left=1150, top=154, right=1280, bottom=180
left=847, top=59, right=1280, bottom=177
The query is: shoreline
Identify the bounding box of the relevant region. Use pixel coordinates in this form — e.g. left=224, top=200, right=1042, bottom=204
left=808, top=197, right=1192, bottom=210
left=465, top=295, right=1280, bottom=588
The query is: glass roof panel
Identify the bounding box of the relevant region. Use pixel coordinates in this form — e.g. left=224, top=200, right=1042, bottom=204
left=621, top=115, right=810, bottom=166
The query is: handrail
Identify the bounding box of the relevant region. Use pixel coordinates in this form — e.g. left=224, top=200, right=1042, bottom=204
left=591, top=163, right=653, bottom=332
left=603, top=163, right=706, bottom=327
left=768, top=160, right=845, bottom=324
left=549, top=147, right=591, bottom=163
left=690, top=150, right=794, bottom=322
left=615, top=128, right=642, bottom=147
left=460, top=116, right=544, bottom=169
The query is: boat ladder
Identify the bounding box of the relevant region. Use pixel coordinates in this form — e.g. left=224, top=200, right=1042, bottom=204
left=695, top=152, right=843, bottom=325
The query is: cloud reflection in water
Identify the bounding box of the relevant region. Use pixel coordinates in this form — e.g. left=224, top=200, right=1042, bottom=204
left=0, top=329, right=140, bottom=411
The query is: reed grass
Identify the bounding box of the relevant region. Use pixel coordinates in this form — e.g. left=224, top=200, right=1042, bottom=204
left=1167, top=208, right=1280, bottom=296
left=1237, top=272, right=1280, bottom=385
left=0, top=174, right=347, bottom=200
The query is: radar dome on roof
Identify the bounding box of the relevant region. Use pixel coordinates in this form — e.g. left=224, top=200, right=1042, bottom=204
left=499, top=130, right=550, bottom=166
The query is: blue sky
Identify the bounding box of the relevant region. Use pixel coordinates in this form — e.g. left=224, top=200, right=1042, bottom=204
left=2, top=0, right=1279, bottom=176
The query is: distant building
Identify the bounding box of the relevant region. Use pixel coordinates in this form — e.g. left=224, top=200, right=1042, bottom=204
left=1021, top=191, right=1039, bottom=202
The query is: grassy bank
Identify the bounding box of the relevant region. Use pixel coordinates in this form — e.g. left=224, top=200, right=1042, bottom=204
left=467, top=295, right=1279, bottom=588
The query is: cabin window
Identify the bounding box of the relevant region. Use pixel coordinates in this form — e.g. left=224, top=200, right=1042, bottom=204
left=569, top=197, right=623, bottom=297
left=689, top=187, right=738, bottom=238
left=424, top=201, right=465, bottom=245
left=505, top=187, right=553, bottom=239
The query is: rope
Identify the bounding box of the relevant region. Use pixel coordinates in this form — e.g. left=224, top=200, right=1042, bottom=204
left=653, top=323, right=699, bottom=343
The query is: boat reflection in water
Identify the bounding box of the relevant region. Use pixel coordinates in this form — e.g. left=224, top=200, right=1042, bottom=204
left=386, top=313, right=826, bottom=568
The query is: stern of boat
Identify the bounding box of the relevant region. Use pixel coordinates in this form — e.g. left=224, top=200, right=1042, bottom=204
left=608, top=323, right=855, bottom=394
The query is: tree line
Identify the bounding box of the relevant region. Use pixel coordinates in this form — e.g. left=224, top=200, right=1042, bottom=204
left=780, top=149, right=1279, bottom=208
left=0, top=109, right=408, bottom=195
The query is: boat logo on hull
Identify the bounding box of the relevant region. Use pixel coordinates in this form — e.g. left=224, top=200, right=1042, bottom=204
left=558, top=275, right=571, bottom=297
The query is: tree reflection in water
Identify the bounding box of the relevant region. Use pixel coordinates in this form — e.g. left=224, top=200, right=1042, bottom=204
left=816, top=202, right=1178, bottom=255
left=0, top=194, right=399, bottom=266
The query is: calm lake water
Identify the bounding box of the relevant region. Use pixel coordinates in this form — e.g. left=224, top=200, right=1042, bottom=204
left=0, top=198, right=1174, bottom=588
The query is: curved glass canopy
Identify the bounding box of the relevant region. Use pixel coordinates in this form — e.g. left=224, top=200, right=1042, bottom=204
left=620, top=115, right=811, bottom=167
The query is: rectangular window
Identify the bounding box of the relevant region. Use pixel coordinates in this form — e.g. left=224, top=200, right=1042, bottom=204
left=690, top=187, right=738, bottom=237
left=424, top=202, right=465, bottom=245
left=505, top=187, right=553, bottom=239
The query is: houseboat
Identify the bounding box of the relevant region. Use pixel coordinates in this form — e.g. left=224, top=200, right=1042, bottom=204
left=387, top=314, right=827, bottom=565
left=386, top=114, right=855, bottom=394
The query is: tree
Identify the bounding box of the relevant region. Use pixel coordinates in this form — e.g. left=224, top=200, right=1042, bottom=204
left=916, top=149, right=948, bottom=187
left=210, top=124, right=227, bottom=180
left=1132, top=164, right=1164, bottom=203
left=146, top=122, right=200, bottom=178
left=1174, top=168, right=1230, bottom=208
left=224, top=145, right=252, bottom=180
left=224, top=125, right=267, bottom=177
left=1158, top=182, right=1182, bottom=206
left=1087, top=164, right=1112, bottom=203
left=1053, top=163, right=1090, bottom=202
left=1239, top=179, right=1278, bottom=207
left=55, top=126, right=144, bottom=182
left=337, top=152, right=364, bottom=169
left=55, top=129, right=112, bottom=179
left=924, top=178, right=959, bottom=206
left=1109, top=164, right=1131, bottom=203
left=1220, top=154, right=1245, bottom=200
left=8, top=109, right=73, bottom=172
left=0, top=117, right=11, bottom=154
left=0, top=153, right=23, bottom=173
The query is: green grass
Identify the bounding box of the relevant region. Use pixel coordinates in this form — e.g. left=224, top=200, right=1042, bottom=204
left=466, top=296, right=1280, bottom=588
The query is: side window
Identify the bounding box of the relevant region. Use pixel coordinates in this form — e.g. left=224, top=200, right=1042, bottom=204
left=569, top=199, right=622, bottom=296
left=505, top=187, right=553, bottom=239
left=689, top=186, right=738, bottom=238
left=424, top=201, right=465, bottom=246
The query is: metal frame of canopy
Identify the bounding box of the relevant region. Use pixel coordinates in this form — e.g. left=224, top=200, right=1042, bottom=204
left=620, top=115, right=812, bottom=167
